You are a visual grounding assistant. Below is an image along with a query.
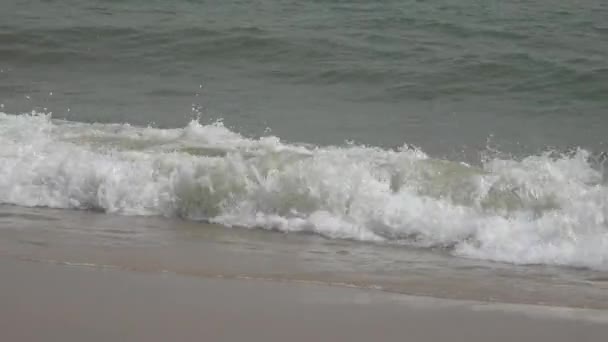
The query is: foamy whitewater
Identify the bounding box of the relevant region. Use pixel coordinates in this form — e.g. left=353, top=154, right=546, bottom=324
left=1, top=112, right=607, bottom=270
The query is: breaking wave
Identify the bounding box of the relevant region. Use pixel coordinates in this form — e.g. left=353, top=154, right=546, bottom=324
left=1, top=112, right=607, bottom=270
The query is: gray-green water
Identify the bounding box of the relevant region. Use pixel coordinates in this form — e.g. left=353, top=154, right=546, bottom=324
left=1, top=1, right=608, bottom=276
left=2, top=0, right=607, bottom=155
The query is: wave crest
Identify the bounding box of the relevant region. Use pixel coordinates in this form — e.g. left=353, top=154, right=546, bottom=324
left=1, top=112, right=607, bottom=270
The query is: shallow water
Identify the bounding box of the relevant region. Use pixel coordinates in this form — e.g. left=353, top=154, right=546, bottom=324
left=1, top=204, right=607, bottom=308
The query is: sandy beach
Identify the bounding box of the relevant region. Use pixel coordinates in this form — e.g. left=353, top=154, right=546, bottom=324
left=1, top=257, right=607, bottom=342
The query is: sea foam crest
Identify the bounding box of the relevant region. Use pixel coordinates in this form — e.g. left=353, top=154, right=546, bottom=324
left=1, top=112, right=607, bottom=270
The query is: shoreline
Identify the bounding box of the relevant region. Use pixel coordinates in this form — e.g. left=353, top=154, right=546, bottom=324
left=2, top=257, right=607, bottom=342
left=10, top=254, right=608, bottom=312
left=1, top=203, right=607, bottom=311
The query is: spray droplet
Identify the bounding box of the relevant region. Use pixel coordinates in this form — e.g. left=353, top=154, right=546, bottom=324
left=49, top=92, right=53, bottom=96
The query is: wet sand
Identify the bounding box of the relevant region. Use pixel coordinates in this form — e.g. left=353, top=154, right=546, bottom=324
left=1, top=204, right=608, bottom=311
left=1, top=257, right=606, bottom=342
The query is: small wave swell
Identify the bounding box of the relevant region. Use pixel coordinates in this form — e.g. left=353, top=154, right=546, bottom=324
left=1, top=112, right=607, bottom=270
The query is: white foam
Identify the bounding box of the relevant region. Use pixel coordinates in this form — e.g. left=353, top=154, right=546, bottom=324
left=1, top=112, right=607, bottom=270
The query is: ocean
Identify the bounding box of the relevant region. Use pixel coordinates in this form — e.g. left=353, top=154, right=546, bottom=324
left=1, top=0, right=607, bottom=304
